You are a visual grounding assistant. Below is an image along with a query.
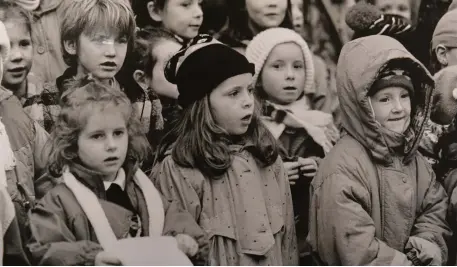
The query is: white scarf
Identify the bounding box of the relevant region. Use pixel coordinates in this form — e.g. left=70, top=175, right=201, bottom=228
left=15, top=0, right=40, bottom=11
left=62, top=166, right=165, bottom=249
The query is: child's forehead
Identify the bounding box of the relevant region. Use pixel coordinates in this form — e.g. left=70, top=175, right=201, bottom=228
left=82, top=26, right=128, bottom=38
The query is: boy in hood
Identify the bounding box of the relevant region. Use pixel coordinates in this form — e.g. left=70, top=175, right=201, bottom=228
left=307, top=35, right=451, bottom=265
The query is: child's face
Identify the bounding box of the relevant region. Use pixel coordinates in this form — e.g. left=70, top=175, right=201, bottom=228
left=209, top=73, right=255, bottom=135
left=291, top=0, right=304, bottom=33
left=77, top=107, right=128, bottom=181
left=370, top=86, right=411, bottom=134
left=157, top=0, right=203, bottom=39
left=260, top=42, right=305, bottom=105
left=149, top=40, right=180, bottom=99
left=376, top=0, right=411, bottom=21
left=71, top=30, right=128, bottom=81
left=246, top=0, right=288, bottom=29
left=2, top=22, right=32, bottom=90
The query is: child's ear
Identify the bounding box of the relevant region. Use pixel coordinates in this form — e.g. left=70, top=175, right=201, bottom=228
left=147, top=1, right=163, bottom=22
left=133, top=70, right=149, bottom=90
left=436, top=45, right=449, bottom=67
left=63, top=40, right=77, bottom=55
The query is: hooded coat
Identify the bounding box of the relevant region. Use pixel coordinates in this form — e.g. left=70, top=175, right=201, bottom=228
left=307, top=35, right=451, bottom=265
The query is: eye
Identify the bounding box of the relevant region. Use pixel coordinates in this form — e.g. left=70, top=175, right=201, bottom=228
left=398, top=4, right=409, bottom=11
left=91, top=133, right=104, bottom=140
left=181, top=0, right=192, bottom=7
left=114, top=130, right=125, bottom=137
left=248, top=87, right=255, bottom=95
left=117, top=36, right=128, bottom=43
left=401, top=93, right=410, bottom=99
left=229, top=89, right=240, bottom=97
left=294, top=63, right=304, bottom=69
left=19, top=39, right=31, bottom=47
left=379, top=96, right=390, bottom=103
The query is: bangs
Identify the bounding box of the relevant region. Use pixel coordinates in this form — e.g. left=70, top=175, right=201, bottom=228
left=81, top=0, right=135, bottom=39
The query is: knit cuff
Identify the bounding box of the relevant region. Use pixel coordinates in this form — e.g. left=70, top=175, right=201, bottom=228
left=406, top=250, right=422, bottom=266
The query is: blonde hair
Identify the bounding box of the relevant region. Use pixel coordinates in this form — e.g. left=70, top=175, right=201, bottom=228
left=47, top=76, right=150, bottom=176
left=60, top=0, right=136, bottom=67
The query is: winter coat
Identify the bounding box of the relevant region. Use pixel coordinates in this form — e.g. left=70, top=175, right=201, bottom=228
left=151, top=144, right=298, bottom=265
left=307, top=35, right=452, bottom=265
left=0, top=86, right=50, bottom=264
left=27, top=161, right=209, bottom=265
left=30, top=0, right=66, bottom=85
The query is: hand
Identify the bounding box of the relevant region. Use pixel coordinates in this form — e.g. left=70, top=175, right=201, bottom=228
left=175, top=233, right=199, bottom=257
left=94, top=251, right=122, bottom=266
left=298, top=157, right=318, bottom=178
left=284, top=161, right=301, bottom=185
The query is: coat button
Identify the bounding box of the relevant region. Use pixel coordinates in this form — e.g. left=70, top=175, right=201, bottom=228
left=37, top=46, right=45, bottom=54
left=402, top=177, right=407, bottom=183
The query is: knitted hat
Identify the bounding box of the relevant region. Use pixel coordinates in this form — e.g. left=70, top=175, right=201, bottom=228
left=245, top=27, right=314, bottom=93
left=369, top=68, right=414, bottom=96
left=431, top=9, right=457, bottom=51
left=165, top=34, right=255, bottom=108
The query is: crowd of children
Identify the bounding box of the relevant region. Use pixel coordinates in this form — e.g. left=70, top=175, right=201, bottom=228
left=0, top=0, right=456, bottom=265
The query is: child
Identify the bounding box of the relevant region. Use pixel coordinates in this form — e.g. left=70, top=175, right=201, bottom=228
left=308, top=35, right=451, bottom=265
left=245, top=27, right=338, bottom=265
left=117, top=27, right=182, bottom=174
left=39, top=0, right=135, bottom=133
left=151, top=35, right=298, bottom=265
left=0, top=1, right=49, bottom=129
left=217, top=0, right=292, bottom=54
left=366, top=0, right=412, bottom=22
left=16, top=0, right=67, bottom=86
left=291, top=0, right=304, bottom=34
left=0, top=19, right=49, bottom=265
left=132, top=0, right=203, bottom=44
left=27, top=77, right=209, bottom=265
left=119, top=27, right=181, bottom=149
left=431, top=9, right=457, bottom=74
left=431, top=65, right=457, bottom=265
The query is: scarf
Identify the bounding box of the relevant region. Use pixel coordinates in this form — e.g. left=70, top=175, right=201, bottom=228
left=261, top=97, right=339, bottom=154
left=62, top=166, right=165, bottom=249
left=15, top=0, right=40, bottom=11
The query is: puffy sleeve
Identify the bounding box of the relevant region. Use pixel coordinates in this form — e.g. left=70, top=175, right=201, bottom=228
left=308, top=173, right=412, bottom=266
left=27, top=188, right=103, bottom=265
left=409, top=170, right=452, bottom=265
left=32, top=121, right=49, bottom=178
left=151, top=156, right=208, bottom=264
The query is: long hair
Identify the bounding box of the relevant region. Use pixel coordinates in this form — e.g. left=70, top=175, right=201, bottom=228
left=47, top=76, right=150, bottom=176
left=155, top=95, right=279, bottom=179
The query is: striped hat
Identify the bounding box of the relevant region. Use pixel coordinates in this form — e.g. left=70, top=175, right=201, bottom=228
left=245, top=27, right=314, bottom=93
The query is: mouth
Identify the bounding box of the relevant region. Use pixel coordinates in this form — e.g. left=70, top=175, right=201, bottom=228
left=7, top=67, right=26, bottom=73
left=283, top=86, right=297, bottom=91
left=189, top=24, right=201, bottom=29
left=265, top=13, right=278, bottom=18
left=100, top=62, right=117, bottom=69
left=388, top=117, right=405, bottom=122
left=241, top=114, right=252, bottom=122
left=104, top=156, right=119, bottom=163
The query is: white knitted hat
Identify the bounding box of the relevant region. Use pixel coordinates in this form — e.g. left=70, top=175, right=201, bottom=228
left=245, top=27, right=314, bottom=94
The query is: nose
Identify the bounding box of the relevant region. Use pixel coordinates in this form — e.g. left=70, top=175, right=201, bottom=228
left=266, top=0, right=278, bottom=7
left=285, top=65, right=296, bottom=80
left=103, top=40, right=116, bottom=58
left=8, top=47, right=22, bottom=62
left=105, top=135, right=117, bottom=151
left=392, top=98, right=405, bottom=113
left=193, top=3, right=203, bottom=19
left=242, top=88, right=254, bottom=108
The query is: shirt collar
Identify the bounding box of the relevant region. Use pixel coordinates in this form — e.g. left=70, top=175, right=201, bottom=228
left=103, top=168, right=126, bottom=191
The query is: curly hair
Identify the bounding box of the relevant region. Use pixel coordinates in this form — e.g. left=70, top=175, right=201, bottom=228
left=47, top=76, right=150, bottom=176
left=155, top=95, right=278, bottom=179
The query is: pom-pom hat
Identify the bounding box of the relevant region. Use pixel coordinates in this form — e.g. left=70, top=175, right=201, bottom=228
left=245, top=27, right=314, bottom=94
left=165, top=34, right=255, bottom=108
